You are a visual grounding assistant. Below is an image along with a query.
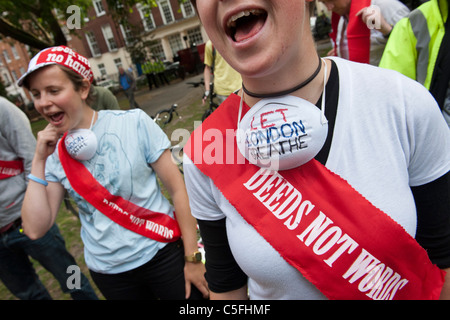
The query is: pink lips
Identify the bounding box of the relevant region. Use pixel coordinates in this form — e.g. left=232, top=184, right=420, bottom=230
left=226, top=8, right=268, bottom=44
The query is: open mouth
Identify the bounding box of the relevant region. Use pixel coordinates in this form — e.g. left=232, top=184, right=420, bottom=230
left=226, top=9, right=268, bottom=43
left=48, top=112, right=65, bottom=125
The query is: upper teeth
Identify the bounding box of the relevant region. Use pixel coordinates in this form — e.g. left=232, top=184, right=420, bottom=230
left=227, top=9, right=264, bottom=28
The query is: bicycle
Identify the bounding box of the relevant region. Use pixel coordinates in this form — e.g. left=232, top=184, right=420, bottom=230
left=201, top=83, right=220, bottom=122
left=153, top=103, right=180, bottom=128
left=186, top=79, right=220, bottom=122
left=63, top=190, right=79, bottom=218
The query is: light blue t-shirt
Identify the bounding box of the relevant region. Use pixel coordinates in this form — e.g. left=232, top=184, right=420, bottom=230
left=45, top=109, right=172, bottom=274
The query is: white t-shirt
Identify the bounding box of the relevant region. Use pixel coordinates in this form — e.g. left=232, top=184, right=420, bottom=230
left=184, top=58, right=450, bottom=299
left=46, top=109, right=172, bottom=274
left=335, top=0, right=410, bottom=65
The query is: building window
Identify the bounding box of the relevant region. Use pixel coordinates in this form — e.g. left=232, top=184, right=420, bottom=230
left=97, top=63, right=107, bottom=78
left=120, top=24, right=135, bottom=47
left=181, top=1, right=195, bottom=18
left=137, top=4, right=155, bottom=32
left=11, top=70, right=18, bottom=82
left=11, top=46, right=20, bottom=60
left=86, top=31, right=102, bottom=57
left=102, top=24, right=118, bottom=52
left=2, top=72, right=11, bottom=86
left=150, top=41, right=166, bottom=61
left=113, top=58, right=122, bottom=70
left=93, top=0, right=106, bottom=16
left=187, top=27, right=204, bottom=46
left=3, top=50, right=11, bottom=63
left=158, top=0, right=174, bottom=25
left=168, top=34, right=184, bottom=57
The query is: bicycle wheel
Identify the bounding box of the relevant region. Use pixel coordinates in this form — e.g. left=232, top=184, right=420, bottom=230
left=154, top=110, right=172, bottom=127
left=64, top=190, right=79, bottom=218
left=202, top=105, right=218, bottom=122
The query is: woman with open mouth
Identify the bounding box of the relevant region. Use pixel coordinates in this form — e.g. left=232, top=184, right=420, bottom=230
left=183, top=0, right=450, bottom=300
left=19, top=46, right=209, bottom=300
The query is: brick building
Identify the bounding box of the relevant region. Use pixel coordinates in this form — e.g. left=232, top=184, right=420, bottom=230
left=69, top=0, right=206, bottom=82
left=0, top=40, right=32, bottom=103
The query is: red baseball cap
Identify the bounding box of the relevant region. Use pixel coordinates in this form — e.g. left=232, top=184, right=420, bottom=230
left=18, top=45, right=94, bottom=86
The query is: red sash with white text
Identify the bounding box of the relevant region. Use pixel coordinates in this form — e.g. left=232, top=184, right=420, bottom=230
left=58, top=133, right=181, bottom=242
left=0, top=160, right=24, bottom=180
left=184, top=94, right=445, bottom=300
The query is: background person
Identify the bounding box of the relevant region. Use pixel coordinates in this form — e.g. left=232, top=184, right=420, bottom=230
left=19, top=46, right=208, bottom=300
left=185, top=0, right=450, bottom=300
left=0, top=96, right=97, bottom=300
left=380, top=0, right=450, bottom=127
left=322, top=0, right=410, bottom=65
left=203, top=39, right=242, bottom=105
left=118, top=67, right=141, bottom=109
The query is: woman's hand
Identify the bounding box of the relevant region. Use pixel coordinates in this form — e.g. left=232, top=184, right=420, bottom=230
left=184, top=261, right=209, bottom=299
left=35, top=124, right=61, bottom=161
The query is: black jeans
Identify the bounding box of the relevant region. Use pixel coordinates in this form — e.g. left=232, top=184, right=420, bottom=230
left=89, top=240, right=203, bottom=300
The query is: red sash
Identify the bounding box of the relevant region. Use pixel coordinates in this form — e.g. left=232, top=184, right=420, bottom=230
left=330, top=0, right=371, bottom=64
left=0, top=160, right=24, bottom=180
left=58, top=133, right=181, bottom=242
left=184, top=94, right=445, bottom=300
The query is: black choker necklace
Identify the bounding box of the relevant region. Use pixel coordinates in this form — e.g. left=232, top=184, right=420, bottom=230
left=242, top=56, right=322, bottom=99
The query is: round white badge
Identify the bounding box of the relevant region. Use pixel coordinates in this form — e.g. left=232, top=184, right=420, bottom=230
left=65, top=128, right=98, bottom=161
left=236, top=95, right=328, bottom=171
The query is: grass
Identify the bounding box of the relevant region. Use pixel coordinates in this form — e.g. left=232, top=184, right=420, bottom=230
left=0, top=89, right=205, bottom=300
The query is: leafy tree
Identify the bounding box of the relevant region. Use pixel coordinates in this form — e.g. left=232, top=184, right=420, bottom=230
left=0, top=0, right=91, bottom=50
left=0, top=0, right=192, bottom=51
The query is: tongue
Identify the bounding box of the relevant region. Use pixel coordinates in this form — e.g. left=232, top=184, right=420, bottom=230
left=234, top=16, right=265, bottom=42
left=51, top=112, right=65, bottom=123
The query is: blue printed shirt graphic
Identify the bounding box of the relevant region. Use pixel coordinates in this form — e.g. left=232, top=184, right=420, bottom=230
left=45, top=109, right=172, bottom=274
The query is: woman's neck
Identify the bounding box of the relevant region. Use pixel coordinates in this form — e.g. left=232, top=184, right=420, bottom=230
left=241, top=53, right=331, bottom=107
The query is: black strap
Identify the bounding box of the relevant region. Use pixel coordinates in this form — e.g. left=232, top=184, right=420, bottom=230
left=242, top=56, right=322, bottom=99
left=315, top=60, right=339, bottom=166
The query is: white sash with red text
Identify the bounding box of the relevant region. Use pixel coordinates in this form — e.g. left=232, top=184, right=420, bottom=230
left=58, top=133, right=181, bottom=242
left=184, top=94, right=445, bottom=300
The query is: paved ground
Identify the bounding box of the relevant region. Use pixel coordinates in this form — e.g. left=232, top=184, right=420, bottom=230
left=128, top=73, right=205, bottom=117
left=118, top=38, right=332, bottom=117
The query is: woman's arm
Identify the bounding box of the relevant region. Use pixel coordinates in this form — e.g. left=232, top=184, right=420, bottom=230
left=151, top=149, right=209, bottom=299
left=21, top=124, right=65, bottom=239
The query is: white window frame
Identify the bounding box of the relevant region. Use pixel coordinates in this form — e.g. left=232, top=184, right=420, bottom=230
left=168, top=33, right=184, bottom=56
left=93, top=0, right=106, bottom=17
left=137, top=3, right=156, bottom=32
left=97, top=63, right=107, bottom=78
left=11, top=46, right=20, bottom=60
left=85, top=31, right=102, bottom=57
left=120, top=24, right=135, bottom=47
left=158, top=0, right=175, bottom=25
left=3, top=50, right=11, bottom=63
left=180, top=1, right=195, bottom=18
left=102, top=24, right=118, bottom=52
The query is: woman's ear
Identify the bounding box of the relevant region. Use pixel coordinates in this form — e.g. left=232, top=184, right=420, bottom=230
left=80, top=79, right=91, bottom=100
